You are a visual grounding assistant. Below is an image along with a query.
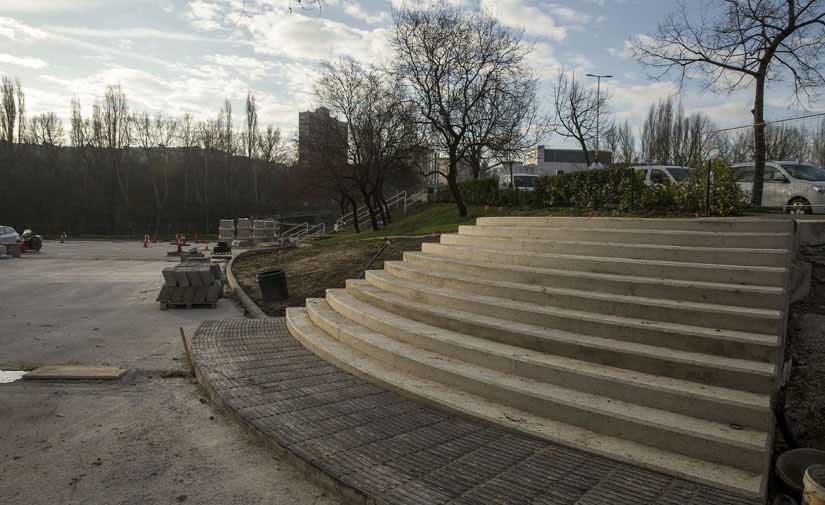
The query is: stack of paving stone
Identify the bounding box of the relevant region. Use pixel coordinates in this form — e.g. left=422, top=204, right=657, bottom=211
left=236, top=218, right=252, bottom=246
left=252, top=220, right=276, bottom=243
left=157, top=263, right=224, bottom=309
left=218, top=219, right=235, bottom=242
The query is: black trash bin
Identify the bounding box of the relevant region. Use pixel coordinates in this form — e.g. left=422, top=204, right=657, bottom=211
left=257, top=269, right=288, bottom=303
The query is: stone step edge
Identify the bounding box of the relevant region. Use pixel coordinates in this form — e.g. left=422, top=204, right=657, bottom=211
left=474, top=216, right=795, bottom=232
left=424, top=242, right=787, bottom=277
left=346, top=280, right=776, bottom=394
left=325, top=287, right=772, bottom=428
left=364, top=270, right=779, bottom=355
left=463, top=223, right=793, bottom=239
left=440, top=233, right=791, bottom=265
left=385, top=260, right=782, bottom=323
left=286, top=306, right=765, bottom=499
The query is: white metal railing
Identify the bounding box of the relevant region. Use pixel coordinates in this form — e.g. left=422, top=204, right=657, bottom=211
left=277, top=222, right=326, bottom=246
left=334, top=188, right=428, bottom=231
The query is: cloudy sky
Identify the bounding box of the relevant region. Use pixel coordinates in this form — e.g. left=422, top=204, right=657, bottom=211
left=0, top=0, right=820, bottom=142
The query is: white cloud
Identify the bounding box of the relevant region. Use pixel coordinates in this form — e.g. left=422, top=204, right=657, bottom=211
left=204, top=54, right=273, bottom=80
left=0, top=0, right=100, bottom=13
left=46, top=26, right=210, bottom=42
left=480, top=0, right=567, bottom=40
left=187, top=0, right=225, bottom=31
left=239, top=11, right=393, bottom=62
left=343, top=3, right=391, bottom=25
left=0, top=17, right=49, bottom=41
left=0, top=53, right=48, bottom=69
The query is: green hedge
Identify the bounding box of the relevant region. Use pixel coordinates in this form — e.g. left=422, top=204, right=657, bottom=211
left=438, top=162, right=745, bottom=216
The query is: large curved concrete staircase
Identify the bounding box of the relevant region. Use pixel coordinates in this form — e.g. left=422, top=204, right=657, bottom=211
left=286, top=217, right=795, bottom=500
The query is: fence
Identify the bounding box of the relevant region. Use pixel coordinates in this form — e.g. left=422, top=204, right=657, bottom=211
left=334, top=188, right=428, bottom=231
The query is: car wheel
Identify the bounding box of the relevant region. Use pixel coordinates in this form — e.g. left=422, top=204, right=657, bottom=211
left=787, top=197, right=813, bottom=215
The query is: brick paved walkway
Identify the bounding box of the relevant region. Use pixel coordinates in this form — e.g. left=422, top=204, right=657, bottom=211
left=192, top=318, right=760, bottom=505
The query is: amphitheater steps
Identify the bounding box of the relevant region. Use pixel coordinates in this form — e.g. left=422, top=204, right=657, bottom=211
left=383, top=260, right=782, bottom=334
left=285, top=217, right=795, bottom=500
left=403, top=251, right=786, bottom=309
left=439, top=233, right=790, bottom=267
left=287, top=305, right=767, bottom=497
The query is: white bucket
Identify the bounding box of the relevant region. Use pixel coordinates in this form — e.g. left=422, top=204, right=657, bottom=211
left=804, top=464, right=825, bottom=505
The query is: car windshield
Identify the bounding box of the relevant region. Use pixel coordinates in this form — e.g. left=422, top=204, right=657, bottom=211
left=514, top=176, right=536, bottom=188
left=668, top=167, right=692, bottom=181
left=781, top=163, right=825, bottom=181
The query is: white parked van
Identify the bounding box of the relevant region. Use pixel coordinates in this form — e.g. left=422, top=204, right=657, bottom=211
left=733, top=161, right=825, bottom=214
left=498, top=173, right=539, bottom=192
left=632, top=165, right=693, bottom=186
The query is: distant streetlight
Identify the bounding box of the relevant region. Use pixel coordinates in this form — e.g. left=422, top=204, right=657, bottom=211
left=586, top=73, right=612, bottom=162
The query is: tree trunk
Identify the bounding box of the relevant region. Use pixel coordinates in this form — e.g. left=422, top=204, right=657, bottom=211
left=447, top=155, right=468, bottom=217
left=578, top=138, right=591, bottom=168
left=359, top=189, right=379, bottom=230
left=751, top=75, right=766, bottom=207
left=350, top=197, right=361, bottom=233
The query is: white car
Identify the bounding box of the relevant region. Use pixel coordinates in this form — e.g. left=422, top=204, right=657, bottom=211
left=0, top=225, right=20, bottom=245
left=498, top=173, right=539, bottom=192
left=733, top=161, right=825, bottom=214
left=633, top=165, right=693, bottom=186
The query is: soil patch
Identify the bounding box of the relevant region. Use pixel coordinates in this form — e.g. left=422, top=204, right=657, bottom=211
left=232, top=236, right=439, bottom=317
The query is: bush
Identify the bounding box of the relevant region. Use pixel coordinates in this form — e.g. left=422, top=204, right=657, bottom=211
left=439, top=161, right=745, bottom=216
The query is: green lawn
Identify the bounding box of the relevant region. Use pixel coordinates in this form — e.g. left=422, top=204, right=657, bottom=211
left=319, top=203, right=598, bottom=244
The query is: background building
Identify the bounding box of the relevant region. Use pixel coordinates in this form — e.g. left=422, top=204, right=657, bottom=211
left=527, top=146, right=613, bottom=175
left=298, top=107, right=348, bottom=168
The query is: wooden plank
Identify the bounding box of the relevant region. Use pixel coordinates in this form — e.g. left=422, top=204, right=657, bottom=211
left=24, top=366, right=126, bottom=380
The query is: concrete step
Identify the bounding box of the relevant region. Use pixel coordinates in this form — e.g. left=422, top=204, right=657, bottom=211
left=475, top=216, right=795, bottom=234
left=421, top=243, right=787, bottom=287
left=362, top=271, right=779, bottom=365
left=384, top=260, right=782, bottom=334
left=459, top=224, right=793, bottom=249
left=325, top=288, right=772, bottom=430
left=345, top=279, right=777, bottom=393
left=440, top=232, right=790, bottom=267
left=286, top=306, right=765, bottom=498
left=403, top=251, right=785, bottom=309
left=302, top=299, right=769, bottom=475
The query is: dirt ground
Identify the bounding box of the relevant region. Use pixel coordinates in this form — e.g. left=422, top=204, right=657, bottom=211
left=781, top=247, right=825, bottom=451
left=0, top=240, right=338, bottom=505
left=232, top=236, right=439, bottom=317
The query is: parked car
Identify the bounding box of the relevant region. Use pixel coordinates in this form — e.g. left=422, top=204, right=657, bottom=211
left=0, top=225, right=20, bottom=245
left=733, top=161, right=825, bottom=214
left=632, top=165, right=693, bottom=186
left=498, top=173, right=539, bottom=192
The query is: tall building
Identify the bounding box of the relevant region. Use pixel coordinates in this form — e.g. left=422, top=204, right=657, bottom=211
left=298, top=107, right=348, bottom=168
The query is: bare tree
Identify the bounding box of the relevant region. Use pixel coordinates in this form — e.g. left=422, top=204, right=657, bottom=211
left=616, top=121, right=636, bottom=164
left=641, top=97, right=718, bottom=166
left=94, top=85, right=131, bottom=231
left=245, top=92, right=260, bottom=206
left=315, top=57, right=421, bottom=229
left=133, top=112, right=179, bottom=236
left=632, top=0, right=825, bottom=204
left=29, top=112, right=65, bottom=147
left=552, top=68, right=610, bottom=167
left=392, top=4, right=532, bottom=216
left=1, top=76, right=24, bottom=146
left=813, top=117, right=825, bottom=166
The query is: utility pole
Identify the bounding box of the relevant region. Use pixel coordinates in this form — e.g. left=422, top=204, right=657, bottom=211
left=586, top=73, right=612, bottom=162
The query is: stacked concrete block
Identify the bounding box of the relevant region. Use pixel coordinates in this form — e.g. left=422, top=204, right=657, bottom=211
left=251, top=219, right=276, bottom=243
left=157, top=263, right=224, bottom=309
left=218, top=219, right=235, bottom=241
left=236, top=218, right=252, bottom=244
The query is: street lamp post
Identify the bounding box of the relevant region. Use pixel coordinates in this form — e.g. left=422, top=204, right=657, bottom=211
left=586, top=73, right=612, bottom=164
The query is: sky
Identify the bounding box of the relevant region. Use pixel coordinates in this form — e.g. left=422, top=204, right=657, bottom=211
left=0, top=0, right=821, bottom=144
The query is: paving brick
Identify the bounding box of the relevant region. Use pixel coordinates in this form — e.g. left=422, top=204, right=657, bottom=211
left=192, top=318, right=760, bottom=505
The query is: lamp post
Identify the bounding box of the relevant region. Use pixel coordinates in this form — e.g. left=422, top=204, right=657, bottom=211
left=586, top=73, right=612, bottom=163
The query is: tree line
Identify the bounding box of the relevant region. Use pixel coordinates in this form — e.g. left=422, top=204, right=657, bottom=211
left=0, top=77, right=323, bottom=237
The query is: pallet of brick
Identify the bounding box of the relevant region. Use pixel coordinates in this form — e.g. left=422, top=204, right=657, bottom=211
left=157, top=263, right=223, bottom=309
left=236, top=218, right=252, bottom=242
left=218, top=219, right=235, bottom=241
